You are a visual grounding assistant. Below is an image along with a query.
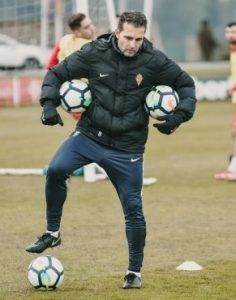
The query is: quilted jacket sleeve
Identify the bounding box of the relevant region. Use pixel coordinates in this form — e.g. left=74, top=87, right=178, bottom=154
left=40, top=43, right=92, bottom=106
left=153, top=50, right=196, bottom=121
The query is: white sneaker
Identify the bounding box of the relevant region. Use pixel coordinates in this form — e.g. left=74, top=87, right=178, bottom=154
left=143, top=177, right=157, bottom=186
left=214, top=169, right=236, bottom=181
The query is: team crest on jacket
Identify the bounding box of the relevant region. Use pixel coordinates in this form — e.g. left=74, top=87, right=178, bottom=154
left=135, top=73, right=143, bottom=86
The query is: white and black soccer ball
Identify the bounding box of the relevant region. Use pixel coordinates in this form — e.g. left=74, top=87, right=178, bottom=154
left=145, top=85, right=179, bottom=119
left=28, top=255, right=64, bottom=290
left=60, top=79, right=92, bottom=113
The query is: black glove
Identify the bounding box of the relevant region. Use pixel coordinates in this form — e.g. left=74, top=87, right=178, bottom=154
left=41, top=101, right=64, bottom=126
left=153, top=111, right=186, bottom=135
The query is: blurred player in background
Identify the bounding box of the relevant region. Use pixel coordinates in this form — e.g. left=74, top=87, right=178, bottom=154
left=214, top=22, right=236, bottom=180
left=47, top=12, right=95, bottom=122
left=47, top=12, right=95, bottom=69
left=197, top=19, right=218, bottom=61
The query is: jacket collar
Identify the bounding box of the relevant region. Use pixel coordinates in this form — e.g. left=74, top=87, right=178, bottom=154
left=94, top=32, right=152, bottom=56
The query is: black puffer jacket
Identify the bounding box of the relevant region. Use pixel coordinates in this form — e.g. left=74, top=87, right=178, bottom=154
left=40, top=33, right=196, bottom=152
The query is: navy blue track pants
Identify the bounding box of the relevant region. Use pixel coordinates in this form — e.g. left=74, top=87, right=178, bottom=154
left=46, top=131, right=146, bottom=272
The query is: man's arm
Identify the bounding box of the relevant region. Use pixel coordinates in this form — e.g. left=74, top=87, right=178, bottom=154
left=40, top=44, right=91, bottom=126
left=40, top=44, right=91, bottom=107
left=231, top=52, right=236, bottom=104
left=154, top=52, right=196, bottom=119
left=153, top=52, right=196, bottom=134
left=46, top=42, right=60, bottom=69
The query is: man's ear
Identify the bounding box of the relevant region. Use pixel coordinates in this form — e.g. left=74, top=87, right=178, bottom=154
left=115, top=29, right=119, bottom=39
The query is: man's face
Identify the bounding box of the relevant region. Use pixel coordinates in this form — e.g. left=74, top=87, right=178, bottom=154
left=78, top=17, right=95, bottom=39
left=115, top=22, right=145, bottom=57
left=225, top=25, right=236, bottom=44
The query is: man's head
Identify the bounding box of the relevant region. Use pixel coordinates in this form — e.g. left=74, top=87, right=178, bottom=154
left=115, top=11, right=147, bottom=57
left=68, top=13, right=95, bottom=39
left=225, top=22, right=236, bottom=45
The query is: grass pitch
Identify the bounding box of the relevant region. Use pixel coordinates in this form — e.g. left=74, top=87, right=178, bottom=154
left=0, top=101, right=236, bottom=299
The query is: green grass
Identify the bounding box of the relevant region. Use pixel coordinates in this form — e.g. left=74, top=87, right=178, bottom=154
left=188, top=68, right=230, bottom=78
left=1, top=102, right=236, bottom=299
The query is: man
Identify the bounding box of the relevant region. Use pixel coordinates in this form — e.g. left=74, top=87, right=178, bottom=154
left=26, top=11, right=196, bottom=288
left=214, top=22, right=236, bottom=180
left=197, top=19, right=218, bottom=61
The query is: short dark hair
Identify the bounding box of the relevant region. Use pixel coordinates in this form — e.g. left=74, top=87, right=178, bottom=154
left=118, top=11, right=147, bottom=32
left=68, top=13, right=86, bottom=30
left=226, top=22, right=236, bottom=28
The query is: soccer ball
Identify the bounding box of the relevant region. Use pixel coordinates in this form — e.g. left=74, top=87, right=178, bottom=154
left=28, top=255, right=64, bottom=290
left=60, top=79, right=92, bottom=113
left=145, top=85, right=179, bottom=119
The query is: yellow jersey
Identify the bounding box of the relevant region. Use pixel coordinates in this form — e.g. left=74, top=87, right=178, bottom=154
left=230, top=48, right=236, bottom=103
left=58, top=34, right=91, bottom=62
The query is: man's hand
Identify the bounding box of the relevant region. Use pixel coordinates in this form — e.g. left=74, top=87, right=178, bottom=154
left=153, top=111, right=186, bottom=135
left=41, top=101, right=64, bottom=126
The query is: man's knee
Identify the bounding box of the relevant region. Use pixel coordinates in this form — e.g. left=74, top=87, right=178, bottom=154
left=47, top=163, right=69, bottom=180
left=124, top=200, right=145, bottom=225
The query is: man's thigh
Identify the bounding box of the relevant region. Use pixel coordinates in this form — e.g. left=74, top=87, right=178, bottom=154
left=102, top=149, right=143, bottom=202
left=49, top=132, right=98, bottom=173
